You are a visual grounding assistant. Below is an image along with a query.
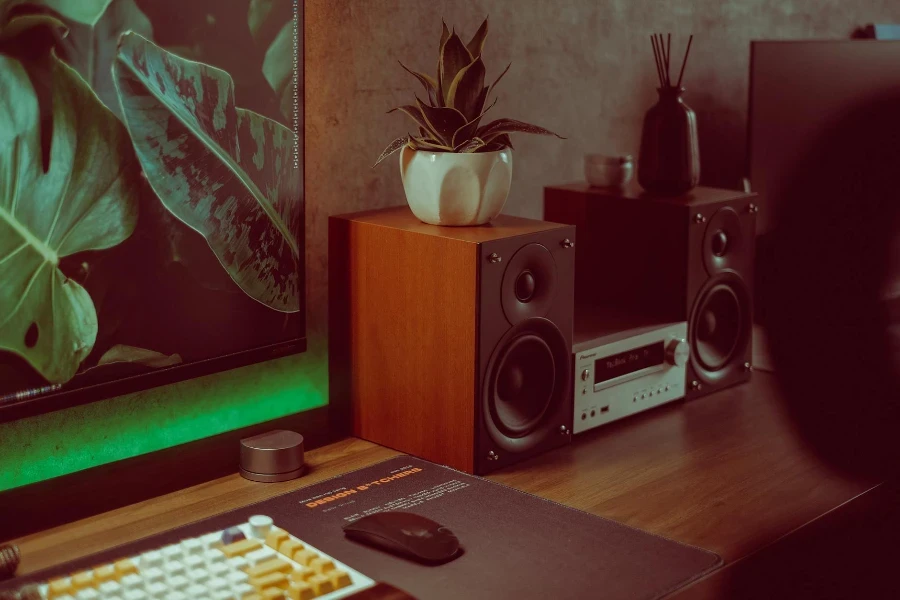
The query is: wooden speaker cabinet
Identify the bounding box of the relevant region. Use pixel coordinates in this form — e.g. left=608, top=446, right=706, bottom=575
left=544, top=184, right=757, bottom=400
left=329, top=207, right=575, bottom=474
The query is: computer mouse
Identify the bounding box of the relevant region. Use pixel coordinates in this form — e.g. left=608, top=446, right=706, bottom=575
left=342, top=511, right=461, bottom=564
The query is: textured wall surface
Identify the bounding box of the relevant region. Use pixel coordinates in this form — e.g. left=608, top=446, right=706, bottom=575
left=304, top=0, right=900, bottom=325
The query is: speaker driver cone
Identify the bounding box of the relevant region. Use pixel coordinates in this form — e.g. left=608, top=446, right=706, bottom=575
left=690, top=271, right=752, bottom=383
left=703, top=207, right=745, bottom=275
left=484, top=318, right=570, bottom=453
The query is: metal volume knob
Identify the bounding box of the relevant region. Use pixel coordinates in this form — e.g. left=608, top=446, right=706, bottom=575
left=665, top=338, right=690, bottom=367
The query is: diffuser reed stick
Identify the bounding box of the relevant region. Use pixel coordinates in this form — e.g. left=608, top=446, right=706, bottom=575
left=648, top=33, right=694, bottom=89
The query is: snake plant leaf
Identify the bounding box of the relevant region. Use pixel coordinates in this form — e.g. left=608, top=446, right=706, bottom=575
left=477, top=118, right=566, bottom=143
left=466, top=16, right=489, bottom=58
left=114, top=32, right=302, bottom=313
left=0, top=0, right=153, bottom=119
left=415, top=96, right=467, bottom=146
left=373, top=135, right=409, bottom=167
left=455, top=137, right=486, bottom=153
left=439, top=20, right=450, bottom=53
left=262, top=20, right=295, bottom=122
left=447, top=55, right=485, bottom=122
left=0, top=54, right=139, bottom=383
left=398, top=61, right=438, bottom=105
left=451, top=95, right=497, bottom=147
left=488, top=62, right=511, bottom=97
left=479, top=133, right=514, bottom=153
left=412, top=136, right=454, bottom=152
left=439, top=30, right=472, bottom=107
left=387, top=104, right=438, bottom=141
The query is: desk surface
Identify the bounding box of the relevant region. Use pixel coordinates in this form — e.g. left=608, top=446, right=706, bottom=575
left=10, top=372, right=876, bottom=596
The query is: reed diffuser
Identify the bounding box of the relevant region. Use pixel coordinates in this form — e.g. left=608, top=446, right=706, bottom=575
left=637, top=33, right=699, bottom=195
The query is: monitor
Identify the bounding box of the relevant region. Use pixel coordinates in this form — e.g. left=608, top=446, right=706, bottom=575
left=0, top=0, right=305, bottom=419
left=748, top=40, right=900, bottom=236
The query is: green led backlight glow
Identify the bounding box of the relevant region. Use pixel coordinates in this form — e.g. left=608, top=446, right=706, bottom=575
left=0, top=335, right=327, bottom=493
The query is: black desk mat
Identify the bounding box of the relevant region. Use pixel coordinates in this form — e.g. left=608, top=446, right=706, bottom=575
left=3, top=456, right=721, bottom=599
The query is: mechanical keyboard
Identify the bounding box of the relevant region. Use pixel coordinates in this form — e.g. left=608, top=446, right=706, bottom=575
left=28, top=515, right=374, bottom=600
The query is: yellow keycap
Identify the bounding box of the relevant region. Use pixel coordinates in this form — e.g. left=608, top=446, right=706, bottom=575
left=309, top=558, right=335, bottom=574
left=250, top=572, right=289, bottom=590
left=47, top=577, right=74, bottom=598
left=308, top=574, right=334, bottom=596
left=221, top=538, right=263, bottom=558
left=287, top=581, right=315, bottom=600
left=247, top=558, right=292, bottom=579
left=290, top=567, right=315, bottom=582
left=330, top=570, right=352, bottom=590
left=265, top=527, right=289, bottom=550
left=261, top=588, right=286, bottom=599
left=94, top=565, right=116, bottom=582
left=242, top=594, right=263, bottom=600
left=114, top=559, right=137, bottom=576
left=278, top=538, right=304, bottom=558
left=71, top=571, right=94, bottom=590
left=292, top=550, right=317, bottom=566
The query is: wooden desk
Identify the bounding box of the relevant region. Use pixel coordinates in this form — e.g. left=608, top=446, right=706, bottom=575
left=9, top=372, right=878, bottom=596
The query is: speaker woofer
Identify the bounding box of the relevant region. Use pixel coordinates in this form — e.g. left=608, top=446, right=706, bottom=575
left=690, top=271, right=751, bottom=383
left=483, top=318, right=569, bottom=453
left=501, top=244, right=558, bottom=325
left=703, top=207, right=745, bottom=275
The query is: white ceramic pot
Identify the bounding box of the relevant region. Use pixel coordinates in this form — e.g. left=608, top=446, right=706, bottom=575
left=399, top=145, right=513, bottom=226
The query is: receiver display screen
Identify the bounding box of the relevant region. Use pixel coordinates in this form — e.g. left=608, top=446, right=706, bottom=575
left=595, top=342, right=665, bottom=384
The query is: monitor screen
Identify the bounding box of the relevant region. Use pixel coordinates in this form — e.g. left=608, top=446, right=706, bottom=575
left=0, top=0, right=305, bottom=416
left=748, top=40, right=900, bottom=235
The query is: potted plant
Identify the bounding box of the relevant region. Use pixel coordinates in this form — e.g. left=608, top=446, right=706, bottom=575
left=374, top=17, right=564, bottom=226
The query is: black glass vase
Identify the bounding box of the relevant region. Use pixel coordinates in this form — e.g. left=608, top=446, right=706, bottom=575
left=637, top=86, right=700, bottom=196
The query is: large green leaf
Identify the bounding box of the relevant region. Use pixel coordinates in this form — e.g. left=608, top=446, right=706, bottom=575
left=0, top=0, right=152, bottom=119
left=114, top=32, right=302, bottom=313
left=0, top=54, right=139, bottom=383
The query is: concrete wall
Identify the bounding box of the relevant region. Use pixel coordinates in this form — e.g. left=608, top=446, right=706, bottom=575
left=305, top=0, right=900, bottom=325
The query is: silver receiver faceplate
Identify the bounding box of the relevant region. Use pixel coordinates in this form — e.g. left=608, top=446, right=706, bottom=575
left=573, top=321, right=688, bottom=434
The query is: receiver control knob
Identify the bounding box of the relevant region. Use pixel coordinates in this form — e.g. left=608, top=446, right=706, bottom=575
left=581, top=369, right=590, bottom=381
left=666, top=338, right=689, bottom=367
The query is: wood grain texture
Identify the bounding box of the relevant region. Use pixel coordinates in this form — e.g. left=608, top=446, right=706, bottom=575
left=330, top=208, right=479, bottom=472
left=10, top=438, right=400, bottom=577
left=8, top=373, right=877, bottom=592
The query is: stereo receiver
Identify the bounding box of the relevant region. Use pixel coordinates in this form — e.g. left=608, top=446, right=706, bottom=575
left=573, top=309, right=688, bottom=434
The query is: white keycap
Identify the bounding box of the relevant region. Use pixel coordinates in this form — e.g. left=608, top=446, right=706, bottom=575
left=208, top=578, right=229, bottom=592
left=75, top=589, right=100, bottom=600
left=212, top=590, right=235, bottom=600
left=234, top=583, right=255, bottom=597
left=168, top=574, right=190, bottom=590
left=181, top=538, right=204, bottom=555
left=139, top=550, right=163, bottom=568
left=120, top=573, right=143, bottom=589
left=200, top=532, right=222, bottom=549
left=55, top=596, right=76, bottom=600
left=205, top=549, right=227, bottom=564
left=99, top=580, right=124, bottom=594
left=143, top=567, right=165, bottom=583
left=161, top=545, right=183, bottom=561
left=185, top=584, right=207, bottom=596
left=168, top=592, right=188, bottom=600
left=145, top=581, right=168, bottom=598
left=209, top=562, right=229, bottom=578
left=248, top=515, right=274, bottom=539
left=187, top=568, right=210, bottom=584
left=163, top=561, right=186, bottom=577
left=245, top=546, right=277, bottom=565
left=105, top=596, right=123, bottom=600
left=226, top=556, right=249, bottom=572
left=123, top=590, right=148, bottom=600
left=184, top=555, right=204, bottom=570
left=226, top=570, right=249, bottom=585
